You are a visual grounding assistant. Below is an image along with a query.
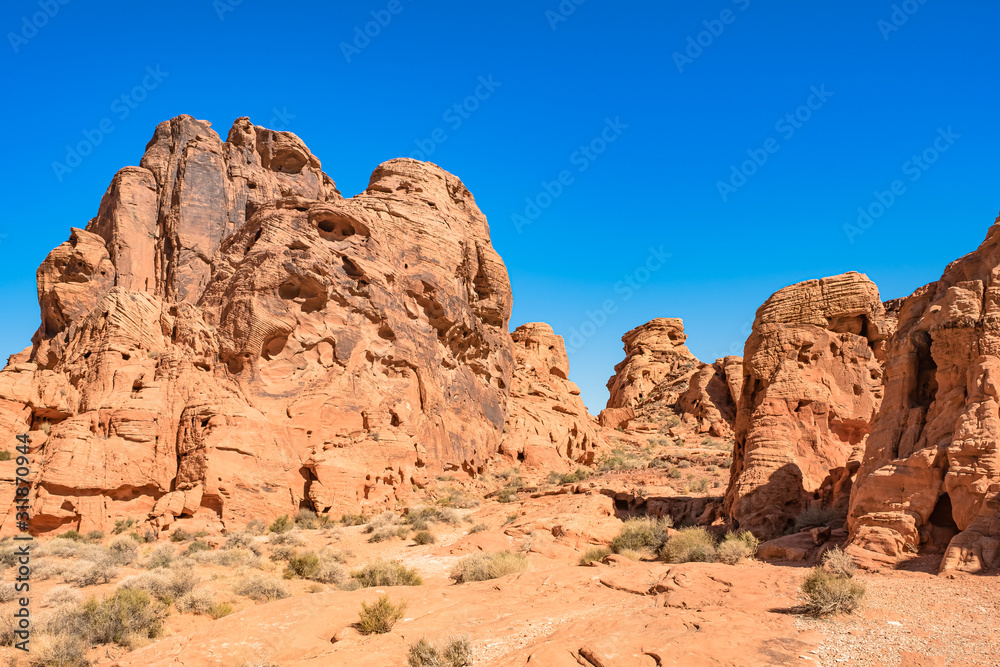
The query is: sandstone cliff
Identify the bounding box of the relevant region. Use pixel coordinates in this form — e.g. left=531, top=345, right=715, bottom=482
left=725, top=272, right=891, bottom=540
left=850, top=212, right=1000, bottom=573
left=0, top=115, right=528, bottom=535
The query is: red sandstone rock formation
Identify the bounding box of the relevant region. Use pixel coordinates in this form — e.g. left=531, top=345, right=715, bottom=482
left=676, top=355, right=743, bottom=438
left=604, top=318, right=701, bottom=411
left=501, top=323, right=602, bottom=469
left=0, top=115, right=522, bottom=535
left=725, top=272, right=891, bottom=540
left=849, top=212, right=1000, bottom=573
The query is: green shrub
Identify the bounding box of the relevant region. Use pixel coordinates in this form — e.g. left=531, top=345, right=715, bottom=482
left=610, top=517, right=673, bottom=554
left=185, top=539, right=212, bottom=555
left=579, top=546, right=611, bottom=565
left=208, top=601, right=233, bottom=619
left=284, top=551, right=321, bottom=580
left=61, top=530, right=83, bottom=542
left=688, top=477, right=710, bottom=493
left=170, top=528, right=192, bottom=542
left=661, top=527, right=717, bottom=563
left=352, top=559, right=423, bottom=588
left=357, top=595, right=406, bottom=634
left=0, top=451, right=10, bottom=462
left=794, top=506, right=837, bottom=533
left=548, top=468, right=592, bottom=485
left=413, top=531, right=435, bottom=545
left=800, top=567, right=865, bottom=616
left=667, top=468, right=682, bottom=479
left=269, top=515, right=293, bottom=533
left=340, top=514, right=366, bottom=526
left=450, top=551, right=528, bottom=583
left=81, top=588, right=167, bottom=648
left=717, top=531, right=759, bottom=564
left=234, top=575, right=290, bottom=602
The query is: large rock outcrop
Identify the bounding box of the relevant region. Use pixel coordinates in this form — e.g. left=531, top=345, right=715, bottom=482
left=677, top=355, right=744, bottom=438
left=604, top=318, right=701, bottom=410
left=501, top=323, right=602, bottom=469
left=849, top=212, right=1000, bottom=573
left=725, top=272, right=891, bottom=540
left=0, top=115, right=517, bottom=535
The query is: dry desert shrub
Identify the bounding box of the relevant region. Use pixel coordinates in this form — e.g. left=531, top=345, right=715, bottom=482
left=821, top=547, right=857, bottom=578
left=661, top=527, right=717, bottom=563
left=176, top=589, right=216, bottom=615
left=579, top=546, right=611, bottom=565
left=194, top=546, right=261, bottom=569
left=234, top=574, right=289, bottom=602
left=794, top=505, right=838, bottom=532
left=357, top=594, right=407, bottom=634
left=408, top=635, right=474, bottom=667
left=270, top=530, right=306, bottom=547
left=43, top=585, right=82, bottom=608
left=108, top=534, right=141, bottom=565
left=413, top=530, right=436, bottom=545
left=34, top=538, right=81, bottom=559
left=468, top=523, right=489, bottom=534
left=245, top=518, right=268, bottom=535
left=81, top=588, right=167, bottom=648
left=63, top=552, right=118, bottom=587
left=716, top=531, right=760, bottom=564
left=22, top=631, right=88, bottom=667
left=450, top=551, right=528, bottom=583
left=0, top=582, right=18, bottom=603
left=610, top=516, right=673, bottom=554
left=352, top=559, right=423, bottom=588
left=269, top=515, right=294, bottom=533
left=800, top=567, right=865, bottom=616
left=224, top=530, right=262, bottom=553
left=143, top=543, right=176, bottom=569
left=33, top=557, right=68, bottom=580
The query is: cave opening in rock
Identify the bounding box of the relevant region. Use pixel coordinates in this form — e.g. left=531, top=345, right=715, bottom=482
left=929, top=493, right=959, bottom=532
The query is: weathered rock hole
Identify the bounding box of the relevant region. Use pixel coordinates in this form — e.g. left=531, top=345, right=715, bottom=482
left=261, top=334, right=289, bottom=360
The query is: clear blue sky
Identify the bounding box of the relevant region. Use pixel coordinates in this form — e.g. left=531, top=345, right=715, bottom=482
left=1, top=0, right=998, bottom=412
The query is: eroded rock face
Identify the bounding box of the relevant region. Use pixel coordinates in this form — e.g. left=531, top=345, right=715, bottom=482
left=0, top=115, right=514, bottom=535
left=604, top=318, right=701, bottom=410
left=501, top=323, right=602, bottom=469
left=677, top=355, right=743, bottom=439
left=725, top=272, right=891, bottom=540
left=849, top=213, right=1000, bottom=572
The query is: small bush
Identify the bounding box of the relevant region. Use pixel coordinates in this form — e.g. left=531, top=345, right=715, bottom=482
left=234, top=575, right=290, bottom=602
left=579, top=546, right=611, bottom=565
left=176, top=589, right=215, bottom=615
left=413, top=531, right=435, bottom=545
left=284, top=551, right=321, bottom=580
left=43, top=585, right=81, bottom=608
left=170, top=528, right=192, bottom=542
left=667, top=467, right=682, bottom=479
left=794, top=506, right=837, bottom=533
left=270, top=545, right=295, bottom=562
left=33, top=558, right=68, bottom=580
left=821, top=547, right=857, bottom=579
left=108, top=535, right=140, bottom=565
left=185, top=539, right=212, bottom=555
left=209, top=601, right=234, bottom=619
left=144, top=543, right=176, bottom=569
left=406, top=506, right=460, bottom=527
left=0, top=451, right=10, bottom=462
left=63, top=555, right=118, bottom=587
left=61, top=530, right=84, bottom=542
left=270, top=530, right=305, bottom=546
left=83, top=530, right=104, bottom=543
left=717, top=531, right=759, bottom=564
left=23, top=632, right=88, bottom=666
left=495, top=487, right=518, bottom=503
left=195, top=547, right=261, bottom=569
left=408, top=635, right=474, bottom=667
left=548, top=467, right=592, bottom=485
left=357, top=595, right=406, bottom=634
left=678, top=460, right=691, bottom=469
left=800, top=567, right=865, bottom=616
left=450, top=551, right=528, bottom=583
left=688, top=477, right=710, bottom=493
left=340, top=513, right=366, bottom=526
left=246, top=518, right=269, bottom=534
left=352, top=559, right=423, bottom=588
left=0, top=582, right=18, bottom=603
left=436, top=488, right=480, bottom=509
left=269, top=515, right=293, bottom=533
left=369, top=525, right=410, bottom=543
left=295, top=508, right=320, bottom=529
left=661, top=527, right=717, bottom=563
left=82, top=588, right=168, bottom=648
left=167, top=568, right=199, bottom=597
left=610, top=516, right=673, bottom=554
left=112, top=518, right=135, bottom=535
left=224, top=530, right=262, bottom=555
left=117, top=573, right=172, bottom=603
left=468, top=523, right=489, bottom=534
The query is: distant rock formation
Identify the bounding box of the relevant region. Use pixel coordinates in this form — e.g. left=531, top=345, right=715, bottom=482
left=0, top=115, right=524, bottom=534
left=604, top=318, right=701, bottom=411
left=677, top=356, right=743, bottom=439
left=850, top=212, right=1000, bottom=573
left=725, top=272, right=891, bottom=540
left=501, top=323, right=602, bottom=469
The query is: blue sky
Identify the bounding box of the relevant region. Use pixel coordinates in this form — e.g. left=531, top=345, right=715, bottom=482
left=1, top=0, right=998, bottom=412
